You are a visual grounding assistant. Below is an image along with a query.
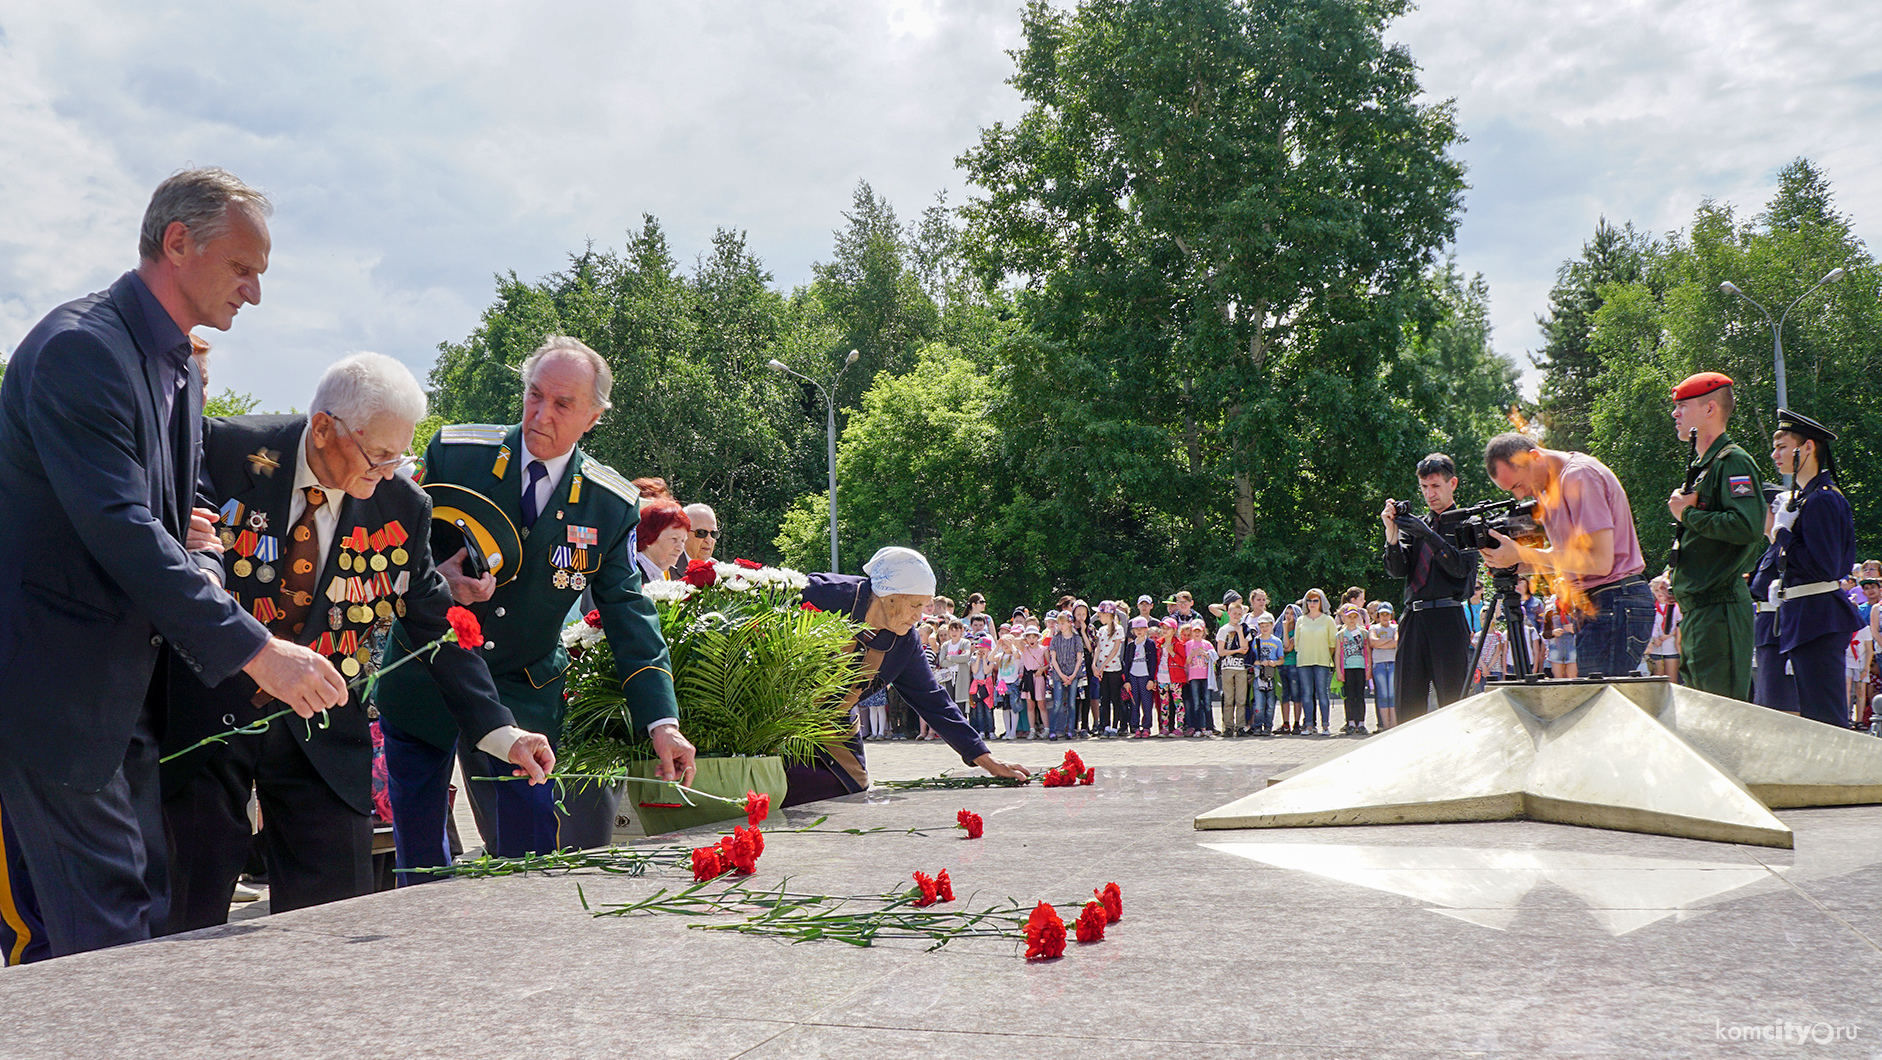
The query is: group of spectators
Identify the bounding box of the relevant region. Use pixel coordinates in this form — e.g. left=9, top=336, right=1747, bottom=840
left=860, top=588, right=1406, bottom=741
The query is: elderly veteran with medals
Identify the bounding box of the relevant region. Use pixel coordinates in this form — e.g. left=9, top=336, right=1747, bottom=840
left=162, top=354, right=555, bottom=931
left=1763, top=409, right=1863, bottom=727
left=1663, top=372, right=1764, bottom=700
left=375, top=336, right=696, bottom=872
left=789, top=547, right=1029, bottom=805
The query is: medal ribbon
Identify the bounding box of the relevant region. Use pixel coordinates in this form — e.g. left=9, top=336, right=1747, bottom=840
left=254, top=536, right=280, bottom=563
left=384, top=520, right=408, bottom=546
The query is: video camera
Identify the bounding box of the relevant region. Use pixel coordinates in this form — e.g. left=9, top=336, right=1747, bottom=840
left=1436, top=496, right=1545, bottom=551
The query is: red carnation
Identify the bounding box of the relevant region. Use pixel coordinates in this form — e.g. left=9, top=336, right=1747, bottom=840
left=691, top=846, right=727, bottom=881
left=745, top=790, right=771, bottom=827
left=446, top=606, right=483, bottom=650
left=733, top=557, right=764, bottom=570
left=799, top=601, right=821, bottom=612
left=1061, top=749, right=1085, bottom=774
left=1041, top=768, right=1073, bottom=788
left=912, top=871, right=939, bottom=907
left=1079, top=768, right=1095, bottom=786
left=1075, top=901, right=1107, bottom=943
left=1096, top=882, right=1122, bottom=923
left=956, top=809, right=983, bottom=839
left=717, top=826, right=761, bottom=875
left=1024, top=902, right=1066, bottom=960
left=937, top=869, right=954, bottom=903
left=682, top=559, right=718, bottom=589
left=583, top=609, right=602, bottom=629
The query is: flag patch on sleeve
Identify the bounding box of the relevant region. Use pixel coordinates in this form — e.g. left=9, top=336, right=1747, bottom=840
left=1729, top=475, right=1753, bottom=497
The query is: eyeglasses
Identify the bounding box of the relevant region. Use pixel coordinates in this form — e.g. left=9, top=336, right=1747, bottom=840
left=692, top=529, right=721, bottom=540
left=327, top=414, right=417, bottom=474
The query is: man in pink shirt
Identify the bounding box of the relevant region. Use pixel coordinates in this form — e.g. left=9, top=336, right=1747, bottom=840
left=1480, top=433, right=1653, bottom=681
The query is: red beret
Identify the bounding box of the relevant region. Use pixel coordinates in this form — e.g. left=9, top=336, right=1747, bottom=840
left=1670, top=372, right=1733, bottom=401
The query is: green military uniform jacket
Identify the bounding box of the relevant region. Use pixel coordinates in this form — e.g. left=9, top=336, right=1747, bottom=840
left=373, top=424, right=679, bottom=750
left=1669, top=433, right=1765, bottom=604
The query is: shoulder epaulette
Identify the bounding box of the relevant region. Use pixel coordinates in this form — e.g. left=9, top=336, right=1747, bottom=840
left=580, top=459, right=639, bottom=505
left=438, top=423, right=509, bottom=446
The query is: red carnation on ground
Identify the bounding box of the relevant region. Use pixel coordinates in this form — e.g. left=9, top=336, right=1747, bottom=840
left=1061, top=749, right=1085, bottom=774
left=1095, top=882, right=1122, bottom=924
left=956, top=809, right=983, bottom=839
left=937, top=869, right=954, bottom=903
left=745, top=790, right=771, bottom=827
left=1041, top=768, right=1074, bottom=788
left=583, top=609, right=602, bottom=629
left=1079, top=768, right=1095, bottom=786
left=912, top=871, right=939, bottom=907
left=1075, top=901, right=1107, bottom=943
left=691, top=846, right=727, bottom=881
left=733, top=557, right=764, bottom=570
left=682, top=559, right=718, bottom=588
left=1024, top=902, right=1066, bottom=960
left=717, top=826, right=762, bottom=874
left=445, top=606, right=483, bottom=650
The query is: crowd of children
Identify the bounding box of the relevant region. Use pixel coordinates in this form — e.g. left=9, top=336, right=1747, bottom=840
left=863, top=587, right=1411, bottom=742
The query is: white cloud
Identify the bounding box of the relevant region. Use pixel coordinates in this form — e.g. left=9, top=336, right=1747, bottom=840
left=1391, top=0, right=1882, bottom=392
left=3, top=1, right=1879, bottom=411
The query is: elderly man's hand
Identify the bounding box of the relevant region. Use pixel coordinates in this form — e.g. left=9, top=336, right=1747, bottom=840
left=973, top=753, right=1030, bottom=781
left=440, top=545, right=496, bottom=604
left=188, top=507, right=225, bottom=553
left=650, top=724, right=697, bottom=785
left=505, top=731, right=556, bottom=784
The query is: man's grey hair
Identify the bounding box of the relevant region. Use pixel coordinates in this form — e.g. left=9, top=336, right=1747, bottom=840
left=683, top=503, right=717, bottom=524
left=1483, top=432, right=1540, bottom=476
left=138, top=168, right=273, bottom=261
left=310, top=353, right=428, bottom=429
left=520, top=335, right=613, bottom=411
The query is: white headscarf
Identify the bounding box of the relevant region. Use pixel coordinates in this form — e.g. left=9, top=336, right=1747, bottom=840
left=862, top=546, right=936, bottom=596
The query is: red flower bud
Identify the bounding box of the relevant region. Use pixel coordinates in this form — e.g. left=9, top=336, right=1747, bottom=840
left=446, top=606, right=483, bottom=650
left=583, top=609, right=603, bottom=628
left=936, top=869, right=954, bottom=903
left=1079, top=768, right=1095, bottom=786
left=744, top=790, right=771, bottom=827
left=800, top=601, right=821, bottom=612
left=912, top=870, right=939, bottom=907
left=1096, top=882, right=1122, bottom=923
left=733, top=557, right=763, bottom=570
left=682, top=559, right=718, bottom=588
left=956, top=809, right=983, bottom=839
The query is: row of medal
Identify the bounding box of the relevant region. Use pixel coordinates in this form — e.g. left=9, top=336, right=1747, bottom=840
left=552, top=524, right=600, bottom=590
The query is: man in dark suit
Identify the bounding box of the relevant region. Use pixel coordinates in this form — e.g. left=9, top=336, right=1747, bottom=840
left=161, top=353, right=557, bottom=931
left=0, top=169, right=349, bottom=963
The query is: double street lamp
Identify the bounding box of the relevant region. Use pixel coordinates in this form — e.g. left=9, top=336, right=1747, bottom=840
left=1718, top=267, right=1846, bottom=413
left=768, top=349, right=860, bottom=572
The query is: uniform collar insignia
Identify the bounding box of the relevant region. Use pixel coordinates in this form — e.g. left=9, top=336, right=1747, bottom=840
left=248, top=447, right=282, bottom=477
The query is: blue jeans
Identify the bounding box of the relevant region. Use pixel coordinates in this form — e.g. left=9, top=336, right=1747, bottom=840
left=1372, top=661, right=1396, bottom=714
left=1127, top=673, right=1152, bottom=730
left=1279, top=664, right=1300, bottom=703
left=1248, top=683, right=1275, bottom=731
left=1050, top=677, right=1077, bottom=735
left=1300, top=665, right=1332, bottom=728
left=1576, top=581, right=1654, bottom=680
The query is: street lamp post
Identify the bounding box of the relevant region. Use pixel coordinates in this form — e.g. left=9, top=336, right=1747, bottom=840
left=769, top=349, right=860, bottom=572
left=1719, top=268, right=1846, bottom=413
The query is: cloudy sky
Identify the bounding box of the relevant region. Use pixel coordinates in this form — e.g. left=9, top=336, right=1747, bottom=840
left=3, top=0, right=1878, bottom=411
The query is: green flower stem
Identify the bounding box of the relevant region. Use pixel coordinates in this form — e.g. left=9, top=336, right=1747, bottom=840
left=158, top=630, right=459, bottom=764
left=873, top=775, right=1033, bottom=790
left=468, top=770, right=749, bottom=810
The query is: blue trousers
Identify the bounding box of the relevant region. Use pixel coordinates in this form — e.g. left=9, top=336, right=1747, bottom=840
left=0, top=701, right=164, bottom=962
left=1786, top=632, right=1850, bottom=728
left=1576, top=581, right=1654, bottom=680
left=381, top=719, right=557, bottom=885
left=1127, top=673, right=1152, bottom=731
left=1248, top=683, right=1275, bottom=731
left=1372, top=661, right=1396, bottom=714
left=1300, top=665, right=1332, bottom=728
left=1049, top=678, right=1076, bottom=735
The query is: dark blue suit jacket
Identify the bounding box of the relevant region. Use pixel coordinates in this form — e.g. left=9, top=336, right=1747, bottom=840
left=1774, top=472, right=1862, bottom=654
left=0, top=273, right=270, bottom=791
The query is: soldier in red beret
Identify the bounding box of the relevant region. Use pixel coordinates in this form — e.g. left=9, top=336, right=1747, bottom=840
left=1664, top=372, right=1765, bottom=699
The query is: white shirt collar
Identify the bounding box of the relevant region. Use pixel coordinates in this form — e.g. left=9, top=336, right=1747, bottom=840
left=521, top=440, right=575, bottom=491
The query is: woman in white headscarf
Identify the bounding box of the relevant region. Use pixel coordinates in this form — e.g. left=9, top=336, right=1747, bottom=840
left=785, top=547, right=1031, bottom=805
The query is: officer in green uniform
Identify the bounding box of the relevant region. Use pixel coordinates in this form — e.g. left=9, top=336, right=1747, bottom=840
left=374, top=336, right=696, bottom=873
left=1664, top=372, right=1765, bottom=699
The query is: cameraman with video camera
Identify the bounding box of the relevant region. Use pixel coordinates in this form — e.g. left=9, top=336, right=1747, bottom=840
left=1481, top=433, right=1652, bottom=681
left=1380, top=454, right=1479, bottom=720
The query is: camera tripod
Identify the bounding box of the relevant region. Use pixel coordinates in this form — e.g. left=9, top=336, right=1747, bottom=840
left=1462, top=565, right=1535, bottom=699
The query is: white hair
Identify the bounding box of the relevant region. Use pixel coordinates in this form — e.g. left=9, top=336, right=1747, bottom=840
left=520, top=335, right=613, bottom=411
left=683, top=502, right=717, bottom=524
left=310, top=353, right=427, bottom=428
left=139, top=168, right=272, bottom=261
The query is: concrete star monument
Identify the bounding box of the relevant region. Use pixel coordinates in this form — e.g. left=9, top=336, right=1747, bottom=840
left=1195, top=679, right=1882, bottom=848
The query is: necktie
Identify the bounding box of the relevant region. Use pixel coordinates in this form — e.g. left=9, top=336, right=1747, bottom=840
left=520, top=460, right=548, bottom=528
left=275, top=486, right=326, bottom=639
